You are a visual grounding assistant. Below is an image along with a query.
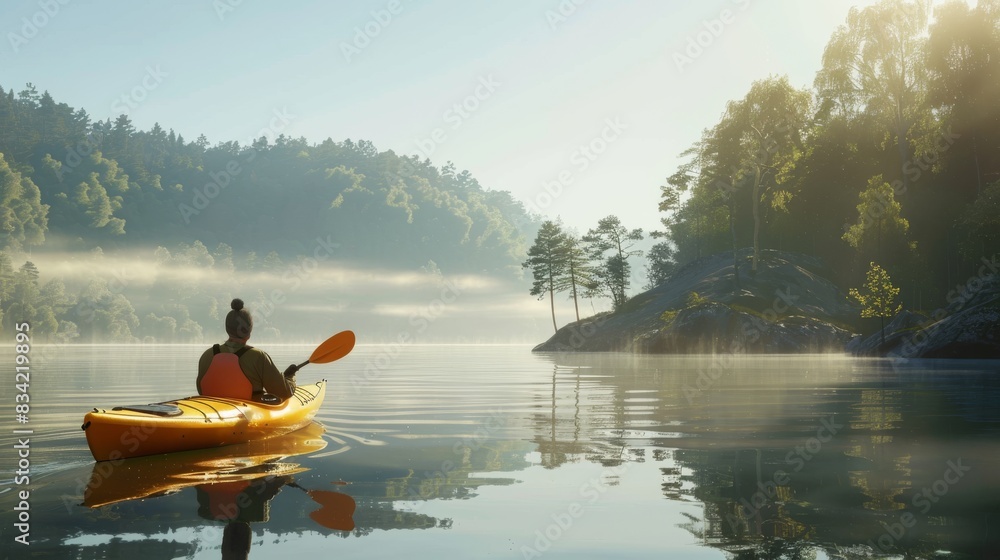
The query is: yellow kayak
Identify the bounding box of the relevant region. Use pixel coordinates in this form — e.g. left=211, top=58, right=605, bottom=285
left=83, top=421, right=329, bottom=508
left=82, top=381, right=326, bottom=461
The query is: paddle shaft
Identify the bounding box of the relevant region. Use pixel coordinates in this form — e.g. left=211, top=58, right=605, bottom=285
left=294, top=330, right=356, bottom=371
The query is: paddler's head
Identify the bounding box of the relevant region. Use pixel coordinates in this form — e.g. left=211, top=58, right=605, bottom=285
left=221, top=521, right=251, bottom=560
left=226, top=298, right=253, bottom=343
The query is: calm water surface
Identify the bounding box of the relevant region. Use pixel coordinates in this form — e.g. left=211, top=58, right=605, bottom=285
left=1, top=345, right=999, bottom=559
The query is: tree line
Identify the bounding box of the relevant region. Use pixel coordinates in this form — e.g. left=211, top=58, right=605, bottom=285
left=0, top=241, right=300, bottom=343
left=0, top=81, right=541, bottom=341
left=659, top=0, right=1000, bottom=310
left=0, top=83, right=534, bottom=275
left=527, top=0, right=1000, bottom=333
left=523, top=216, right=646, bottom=332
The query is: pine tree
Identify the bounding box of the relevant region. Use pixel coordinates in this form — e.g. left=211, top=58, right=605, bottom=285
left=523, top=221, right=568, bottom=333
left=582, top=215, right=643, bottom=310
left=555, top=233, right=594, bottom=323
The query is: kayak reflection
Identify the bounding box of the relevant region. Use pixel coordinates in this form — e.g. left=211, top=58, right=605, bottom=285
left=84, top=421, right=358, bottom=557
left=198, top=476, right=356, bottom=560
left=83, top=421, right=329, bottom=508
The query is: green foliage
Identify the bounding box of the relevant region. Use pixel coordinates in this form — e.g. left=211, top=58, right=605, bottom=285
left=659, top=309, right=678, bottom=327
left=555, top=233, right=595, bottom=323
left=842, top=174, right=910, bottom=253
left=645, top=241, right=676, bottom=289
left=814, top=0, right=931, bottom=194
left=686, top=291, right=709, bottom=307
left=523, top=221, right=568, bottom=332
left=0, top=258, right=64, bottom=338
left=849, top=260, right=902, bottom=346
left=657, top=0, right=1000, bottom=312
left=725, top=76, right=812, bottom=272
left=0, top=84, right=533, bottom=276
left=71, top=172, right=126, bottom=234
left=849, top=261, right=902, bottom=320
left=0, top=153, right=48, bottom=251
left=583, top=215, right=643, bottom=310
left=958, top=180, right=1000, bottom=258
left=523, top=221, right=566, bottom=299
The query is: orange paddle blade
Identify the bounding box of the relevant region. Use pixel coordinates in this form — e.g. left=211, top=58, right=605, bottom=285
left=308, top=330, right=356, bottom=364
left=307, top=490, right=356, bottom=531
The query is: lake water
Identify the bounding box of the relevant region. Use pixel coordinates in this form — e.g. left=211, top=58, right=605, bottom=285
left=2, top=345, right=999, bottom=559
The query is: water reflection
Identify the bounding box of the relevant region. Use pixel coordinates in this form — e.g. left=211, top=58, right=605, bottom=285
left=530, top=353, right=1000, bottom=558
left=83, top=422, right=329, bottom=508
left=2, top=347, right=999, bottom=558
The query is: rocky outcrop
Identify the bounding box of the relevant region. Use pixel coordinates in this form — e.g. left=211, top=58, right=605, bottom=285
left=533, top=249, right=857, bottom=353
left=634, top=303, right=850, bottom=354
left=852, top=276, right=1000, bottom=359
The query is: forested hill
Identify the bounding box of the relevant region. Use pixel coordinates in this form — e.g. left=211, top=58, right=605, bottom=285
left=0, top=83, right=535, bottom=275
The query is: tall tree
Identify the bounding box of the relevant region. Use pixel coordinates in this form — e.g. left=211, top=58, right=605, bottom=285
left=555, top=233, right=594, bottom=323
left=667, top=113, right=753, bottom=287
left=815, top=0, right=931, bottom=194
left=583, top=215, right=643, bottom=310
left=523, top=221, right=568, bottom=333
left=645, top=241, right=677, bottom=289
left=926, top=0, right=1000, bottom=199
left=726, top=76, right=811, bottom=273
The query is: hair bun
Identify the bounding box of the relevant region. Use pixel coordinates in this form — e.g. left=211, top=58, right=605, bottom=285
left=231, top=298, right=244, bottom=311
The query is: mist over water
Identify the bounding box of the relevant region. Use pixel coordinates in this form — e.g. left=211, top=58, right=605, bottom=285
left=18, top=249, right=558, bottom=344
left=3, top=345, right=998, bottom=559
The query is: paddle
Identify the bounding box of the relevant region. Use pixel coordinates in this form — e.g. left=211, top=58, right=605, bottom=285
left=288, top=482, right=356, bottom=531
left=296, top=330, right=356, bottom=369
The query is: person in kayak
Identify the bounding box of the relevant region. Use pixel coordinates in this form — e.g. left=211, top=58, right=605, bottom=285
left=197, top=298, right=298, bottom=402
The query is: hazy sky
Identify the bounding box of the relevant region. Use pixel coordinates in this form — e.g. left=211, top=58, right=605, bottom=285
left=1, top=0, right=954, bottom=236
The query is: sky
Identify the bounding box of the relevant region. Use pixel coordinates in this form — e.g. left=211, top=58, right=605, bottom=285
left=0, top=0, right=933, bottom=238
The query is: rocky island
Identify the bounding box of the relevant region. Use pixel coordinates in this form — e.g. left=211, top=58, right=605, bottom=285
left=533, top=249, right=1000, bottom=358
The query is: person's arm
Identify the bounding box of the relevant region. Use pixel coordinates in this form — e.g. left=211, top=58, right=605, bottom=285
left=253, top=350, right=296, bottom=400
left=196, top=348, right=213, bottom=394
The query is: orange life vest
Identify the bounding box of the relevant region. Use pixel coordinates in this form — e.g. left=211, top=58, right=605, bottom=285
left=200, top=344, right=253, bottom=400
left=202, top=480, right=253, bottom=520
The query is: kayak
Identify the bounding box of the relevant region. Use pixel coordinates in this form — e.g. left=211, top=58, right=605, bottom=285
left=83, top=421, right=328, bottom=508
left=82, top=381, right=326, bottom=461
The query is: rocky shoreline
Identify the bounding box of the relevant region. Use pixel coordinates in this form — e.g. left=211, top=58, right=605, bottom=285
left=532, top=249, right=1000, bottom=359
